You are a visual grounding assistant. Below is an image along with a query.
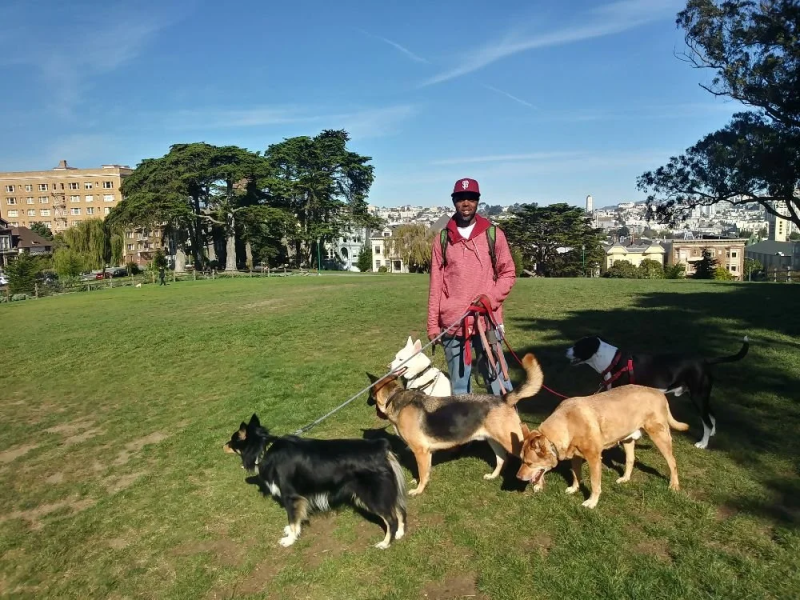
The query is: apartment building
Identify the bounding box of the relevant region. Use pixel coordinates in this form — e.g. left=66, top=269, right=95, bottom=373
left=123, top=226, right=168, bottom=267
left=663, top=238, right=747, bottom=280
left=0, top=160, right=132, bottom=233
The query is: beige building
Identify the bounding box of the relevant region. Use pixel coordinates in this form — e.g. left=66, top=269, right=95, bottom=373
left=0, top=160, right=132, bottom=233
left=664, top=238, right=747, bottom=280
left=370, top=227, right=409, bottom=273
left=605, top=241, right=666, bottom=270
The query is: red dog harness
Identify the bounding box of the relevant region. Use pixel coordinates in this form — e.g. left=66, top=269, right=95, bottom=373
left=462, top=295, right=510, bottom=385
left=598, top=350, right=635, bottom=392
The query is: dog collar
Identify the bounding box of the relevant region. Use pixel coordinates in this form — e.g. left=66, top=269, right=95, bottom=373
left=547, top=439, right=560, bottom=461
left=406, top=364, right=435, bottom=386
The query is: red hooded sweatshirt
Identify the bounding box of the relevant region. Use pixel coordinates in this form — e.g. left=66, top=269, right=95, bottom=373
left=427, top=214, right=516, bottom=338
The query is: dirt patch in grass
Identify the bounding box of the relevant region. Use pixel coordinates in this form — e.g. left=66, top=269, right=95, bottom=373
left=172, top=539, right=245, bottom=568
left=634, top=539, right=673, bottom=563
left=521, top=531, right=554, bottom=555
left=64, top=428, right=104, bottom=446
left=1, top=496, right=95, bottom=530
left=45, top=419, right=93, bottom=436
left=45, top=472, right=64, bottom=484
left=716, top=504, right=739, bottom=521
left=103, top=472, right=144, bottom=494
left=114, top=432, right=168, bottom=466
left=421, top=572, right=487, bottom=599
left=0, top=444, right=38, bottom=464
left=227, top=559, right=287, bottom=598
left=239, top=299, right=288, bottom=311
left=107, top=538, right=130, bottom=550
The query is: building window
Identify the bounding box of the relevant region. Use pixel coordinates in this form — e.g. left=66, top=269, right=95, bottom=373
left=730, top=265, right=737, bottom=272
left=375, top=260, right=381, bottom=269
left=5, top=185, right=14, bottom=192
left=7, top=210, right=18, bottom=217
left=127, top=244, right=134, bottom=251
left=374, top=246, right=380, bottom=254
left=104, top=207, right=111, bottom=215
left=69, top=182, right=79, bottom=190
left=27, top=209, right=36, bottom=216
left=731, top=251, right=738, bottom=258
left=103, top=194, right=114, bottom=202
left=42, top=221, right=51, bottom=228
left=38, top=184, right=48, bottom=191
left=26, top=197, right=34, bottom=204
left=6, top=197, right=17, bottom=205
left=85, top=195, right=94, bottom=202
left=70, top=207, right=81, bottom=215
left=70, top=195, right=81, bottom=203
left=39, top=196, right=49, bottom=204
left=85, top=182, right=93, bottom=189
left=71, top=220, right=81, bottom=226
left=102, top=181, right=114, bottom=189
left=86, top=207, right=94, bottom=215
left=9, top=221, right=18, bottom=227
left=126, top=231, right=134, bottom=238
left=40, top=209, right=51, bottom=216
left=25, top=184, right=32, bottom=192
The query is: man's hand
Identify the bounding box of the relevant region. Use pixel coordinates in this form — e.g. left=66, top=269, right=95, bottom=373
left=428, top=331, right=440, bottom=343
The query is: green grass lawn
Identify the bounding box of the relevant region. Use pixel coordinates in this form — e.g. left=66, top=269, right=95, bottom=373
left=1, top=276, right=798, bottom=599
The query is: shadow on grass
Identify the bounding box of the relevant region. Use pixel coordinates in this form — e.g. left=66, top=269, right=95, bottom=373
left=506, top=282, right=800, bottom=527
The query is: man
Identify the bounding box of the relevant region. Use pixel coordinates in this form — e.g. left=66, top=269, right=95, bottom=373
left=427, top=178, right=516, bottom=395
left=158, top=265, right=166, bottom=286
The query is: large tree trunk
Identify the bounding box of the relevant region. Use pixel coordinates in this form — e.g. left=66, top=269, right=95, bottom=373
left=225, top=211, right=237, bottom=272
left=245, top=240, right=253, bottom=269
left=175, top=246, right=186, bottom=273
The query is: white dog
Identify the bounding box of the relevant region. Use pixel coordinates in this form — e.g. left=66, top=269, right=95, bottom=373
left=389, top=337, right=452, bottom=397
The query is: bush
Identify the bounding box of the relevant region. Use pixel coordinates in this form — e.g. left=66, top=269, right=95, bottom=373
left=126, top=261, right=140, bottom=275
left=377, top=266, right=388, bottom=273
left=53, top=247, right=85, bottom=278
left=637, top=258, right=664, bottom=279
left=603, top=260, right=638, bottom=279
left=5, top=253, right=42, bottom=295
left=356, top=246, right=373, bottom=273
left=713, top=267, right=734, bottom=280
left=511, top=247, right=524, bottom=277
left=664, top=263, right=686, bottom=279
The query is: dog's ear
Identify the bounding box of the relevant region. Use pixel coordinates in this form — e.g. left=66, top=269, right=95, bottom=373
left=413, top=339, right=422, bottom=352
left=405, top=336, right=414, bottom=348
left=366, top=372, right=380, bottom=384
left=521, top=422, right=530, bottom=437
left=248, top=414, right=261, bottom=430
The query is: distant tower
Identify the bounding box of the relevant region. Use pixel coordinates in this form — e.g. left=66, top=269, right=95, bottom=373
left=585, top=194, right=593, bottom=214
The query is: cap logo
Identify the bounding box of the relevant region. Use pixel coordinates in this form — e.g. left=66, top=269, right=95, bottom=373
left=461, top=180, right=470, bottom=190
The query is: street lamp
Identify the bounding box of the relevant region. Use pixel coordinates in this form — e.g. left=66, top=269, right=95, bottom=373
left=581, top=244, right=586, bottom=276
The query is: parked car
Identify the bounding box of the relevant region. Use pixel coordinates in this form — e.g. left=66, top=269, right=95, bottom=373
left=111, top=267, right=128, bottom=278
left=95, top=271, right=111, bottom=280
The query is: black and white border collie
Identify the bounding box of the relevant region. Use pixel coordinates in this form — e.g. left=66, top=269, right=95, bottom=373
left=566, top=336, right=749, bottom=449
left=224, top=414, right=406, bottom=549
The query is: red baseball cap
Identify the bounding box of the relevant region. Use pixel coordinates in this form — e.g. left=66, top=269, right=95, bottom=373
left=452, top=177, right=480, bottom=197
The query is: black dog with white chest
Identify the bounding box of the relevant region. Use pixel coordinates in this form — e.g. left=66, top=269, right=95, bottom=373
left=566, top=336, right=749, bottom=449
left=224, top=414, right=406, bottom=549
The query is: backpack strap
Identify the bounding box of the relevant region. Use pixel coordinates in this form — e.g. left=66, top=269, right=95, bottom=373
left=439, top=225, right=498, bottom=281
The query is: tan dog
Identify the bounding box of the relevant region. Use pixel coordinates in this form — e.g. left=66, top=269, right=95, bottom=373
left=517, top=385, right=688, bottom=509
left=371, top=353, right=542, bottom=496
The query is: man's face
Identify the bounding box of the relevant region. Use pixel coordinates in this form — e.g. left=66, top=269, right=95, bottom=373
left=453, top=194, right=479, bottom=220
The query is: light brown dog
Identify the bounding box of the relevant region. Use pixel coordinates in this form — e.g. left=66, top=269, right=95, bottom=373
left=517, top=385, right=688, bottom=508
left=371, top=353, right=543, bottom=496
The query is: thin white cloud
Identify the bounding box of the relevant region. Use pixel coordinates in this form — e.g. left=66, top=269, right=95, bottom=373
left=165, top=104, right=419, bottom=139
left=0, top=5, right=175, bottom=115
left=420, top=0, right=681, bottom=87
left=482, top=85, right=537, bottom=109
left=357, top=29, right=430, bottom=64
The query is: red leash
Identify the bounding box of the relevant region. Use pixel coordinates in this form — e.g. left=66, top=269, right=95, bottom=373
left=502, top=336, right=570, bottom=400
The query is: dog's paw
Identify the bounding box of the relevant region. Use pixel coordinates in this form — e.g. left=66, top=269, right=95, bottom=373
left=565, top=485, right=580, bottom=494
left=615, top=476, right=630, bottom=485
left=395, top=526, right=405, bottom=540
left=279, top=534, right=297, bottom=547
left=408, top=487, right=423, bottom=497
left=669, top=482, right=680, bottom=492
left=694, top=440, right=709, bottom=449
left=374, top=540, right=391, bottom=550
left=581, top=498, right=599, bottom=509
left=283, top=525, right=293, bottom=536
left=483, top=472, right=499, bottom=480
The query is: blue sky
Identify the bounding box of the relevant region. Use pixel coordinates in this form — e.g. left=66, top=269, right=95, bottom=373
left=0, top=0, right=743, bottom=208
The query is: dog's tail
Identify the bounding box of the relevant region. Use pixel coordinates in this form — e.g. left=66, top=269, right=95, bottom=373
left=666, top=403, right=690, bottom=432
left=386, top=451, right=407, bottom=513
left=707, top=336, right=749, bottom=365
left=504, top=353, right=544, bottom=406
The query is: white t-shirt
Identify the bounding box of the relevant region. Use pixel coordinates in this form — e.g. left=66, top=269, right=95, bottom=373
left=457, top=223, right=476, bottom=239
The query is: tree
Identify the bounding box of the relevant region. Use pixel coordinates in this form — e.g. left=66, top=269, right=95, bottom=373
left=384, top=224, right=434, bottom=273
left=744, top=257, right=763, bottom=279
left=5, top=253, right=41, bottom=294
left=665, top=262, right=687, bottom=279
left=714, top=266, right=734, bottom=280
left=56, top=220, right=112, bottom=272
left=52, top=248, right=85, bottom=278
left=510, top=246, right=524, bottom=277
left=264, top=130, right=377, bottom=268
left=638, top=0, right=800, bottom=230
left=29, top=222, right=54, bottom=241
left=480, top=204, right=504, bottom=217
left=356, top=245, right=373, bottom=273
left=616, top=225, right=630, bottom=239
left=603, top=260, right=639, bottom=279
left=503, top=203, right=604, bottom=277
left=638, top=258, right=665, bottom=279
left=789, top=231, right=800, bottom=241
left=693, top=248, right=718, bottom=279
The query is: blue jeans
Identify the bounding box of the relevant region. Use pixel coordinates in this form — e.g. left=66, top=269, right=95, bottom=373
left=441, top=333, right=512, bottom=396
